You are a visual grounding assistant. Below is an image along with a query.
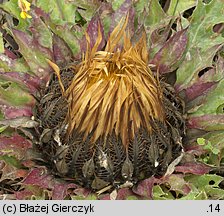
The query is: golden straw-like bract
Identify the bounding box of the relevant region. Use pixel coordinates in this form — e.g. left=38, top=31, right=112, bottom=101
left=56, top=16, right=165, bottom=147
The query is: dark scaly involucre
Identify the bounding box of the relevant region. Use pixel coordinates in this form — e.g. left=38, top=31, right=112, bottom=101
left=35, top=16, right=185, bottom=190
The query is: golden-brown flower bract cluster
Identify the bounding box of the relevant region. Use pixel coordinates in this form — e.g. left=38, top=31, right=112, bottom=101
left=64, top=17, right=165, bottom=147
left=36, top=16, right=185, bottom=190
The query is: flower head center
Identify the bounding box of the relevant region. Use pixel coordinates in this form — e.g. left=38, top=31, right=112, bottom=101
left=64, top=16, right=165, bottom=146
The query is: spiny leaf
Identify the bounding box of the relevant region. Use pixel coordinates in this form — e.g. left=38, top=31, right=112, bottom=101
left=12, top=29, right=52, bottom=78
left=150, top=29, right=188, bottom=73
left=52, top=182, right=78, bottom=200
left=23, top=167, right=78, bottom=200
left=52, top=34, right=73, bottom=65
left=0, top=54, right=30, bottom=73
left=165, top=174, right=191, bottom=195
left=185, top=174, right=224, bottom=199
left=0, top=161, right=28, bottom=181
left=152, top=185, right=168, bottom=200
left=134, top=0, right=166, bottom=26
left=132, top=176, right=159, bottom=199
left=109, top=0, right=135, bottom=37
left=175, top=162, right=211, bottom=175
left=80, top=15, right=105, bottom=53
left=191, top=79, right=224, bottom=116
left=176, top=0, right=224, bottom=90
left=0, top=105, right=32, bottom=119
left=0, top=79, right=35, bottom=107
left=73, top=0, right=100, bottom=22
left=36, top=0, right=77, bottom=25
left=0, top=134, right=32, bottom=160
left=116, top=188, right=137, bottom=200
left=188, top=114, right=224, bottom=131
left=0, top=155, right=22, bottom=169
left=29, top=15, right=53, bottom=50
left=134, top=0, right=171, bottom=53
left=0, top=72, right=41, bottom=94
left=110, top=0, right=125, bottom=10
left=0, top=0, right=29, bottom=31
left=167, top=0, right=197, bottom=16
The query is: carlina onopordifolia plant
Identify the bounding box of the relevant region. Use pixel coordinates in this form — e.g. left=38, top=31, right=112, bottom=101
left=1, top=0, right=224, bottom=199
left=34, top=15, right=185, bottom=191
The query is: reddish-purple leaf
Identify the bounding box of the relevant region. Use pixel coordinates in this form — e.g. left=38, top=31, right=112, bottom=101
left=73, top=187, right=91, bottom=198
left=23, top=167, right=55, bottom=188
left=0, top=134, right=32, bottom=159
left=12, top=29, right=51, bottom=80
left=22, top=160, right=36, bottom=168
left=4, top=48, right=18, bottom=60
left=182, top=64, right=224, bottom=102
left=0, top=163, right=25, bottom=181
left=100, top=194, right=110, bottom=200
left=116, top=188, right=137, bottom=200
left=110, top=0, right=135, bottom=37
left=81, top=15, right=105, bottom=53
left=185, top=145, right=207, bottom=156
left=185, top=82, right=217, bottom=102
left=52, top=183, right=78, bottom=200
left=0, top=72, right=41, bottom=94
left=150, top=24, right=171, bottom=48
left=150, top=29, right=188, bottom=73
left=188, top=114, right=224, bottom=130
left=23, top=167, right=77, bottom=200
left=132, top=176, right=159, bottom=199
left=15, top=190, right=33, bottom=200
left=0, top=105, right=33, bottom=119
left=164, top=174, right=191, bottom=195
left=175, top=162, right=211, bottom=175
left=53, top=34, right=73, bottom=65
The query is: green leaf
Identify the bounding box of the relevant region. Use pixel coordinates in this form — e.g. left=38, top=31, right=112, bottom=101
left=203, top=131, right=224, bottom=160
left=0, top=54, right=31, bottom=73
left=30, top=16, right=53, bottom=49
left=0, top=0, right=30, bottom=31
left=216, top=103, right=224, bottom=114
left=74, top=0, right=99, bottom=22
left=110, top=0, right=125, bottom=10
left=126, top=196, right=139, bottom=200
left=0, top=111, right=4, bottom=120
left=180, top=190, right=207, bottom=200
left=152, top=185, right=167, bottom=199
left=0, top=155, right=22, bottom=169
left=185, top=174, right=223, bottom=199
left=36, top=0, right=77, bottom=25
left=0, top=32, right=4, bottom=54
left=197, top=136, right=221, bottom=157
left=197, top=137, right=206, bottom=145
left=192, top=80, right=224, bottom=116
left=204, top=131, right=224, bottom=149
left=135, top=0, right=166, bottom=26
left=47, top=24, right=82, bottom=57
left=12, top=29, right=52, bottom=78
left=0, top=125, right=8, bottom=133
left=0, top=79, right=34, bottom=106
left=167, top=0, right=197, bottom=16
left=71, top=194, right=97, bottom=200
left=176, top=0, right=224, bottom=90
left=134, top=0, right=171, bottom=54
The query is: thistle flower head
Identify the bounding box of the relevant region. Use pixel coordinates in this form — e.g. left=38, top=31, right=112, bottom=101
left=64, top=16, right=165, bottom=146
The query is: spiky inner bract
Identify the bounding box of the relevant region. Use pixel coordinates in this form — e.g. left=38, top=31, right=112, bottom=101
left=64, top=17, right=165, bottom=146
